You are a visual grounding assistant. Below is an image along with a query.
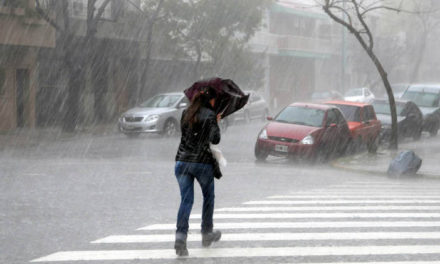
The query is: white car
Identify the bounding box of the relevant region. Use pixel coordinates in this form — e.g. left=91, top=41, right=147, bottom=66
left=344, top=87, right=375, bottom=103
left=231, top=91, right=269, bottom=123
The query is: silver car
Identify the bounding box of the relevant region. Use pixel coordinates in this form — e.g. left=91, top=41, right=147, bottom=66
left=118, top=92, right=189, bottom=137
left=231, top=91, right=269, bottom=123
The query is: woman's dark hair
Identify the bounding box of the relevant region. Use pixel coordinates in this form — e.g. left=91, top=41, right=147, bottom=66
left=183, top=86, right=217, bottom=127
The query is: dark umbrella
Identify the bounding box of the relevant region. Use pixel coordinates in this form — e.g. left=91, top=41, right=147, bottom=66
left=184, top=77, right=249, bottom=118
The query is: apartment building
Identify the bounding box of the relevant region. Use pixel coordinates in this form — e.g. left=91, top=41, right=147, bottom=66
left=249, top=0, right=342, bottom=111
left=0, top=0, right=55, bottom=130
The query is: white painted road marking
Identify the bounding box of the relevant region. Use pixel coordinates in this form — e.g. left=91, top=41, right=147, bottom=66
left=285, top=262, right=440, bottom=264
left=30, top=245, right=440, bottom=262
left=269, top=195, right=440, bottom=199
left=138, top=221, right=440, bottom=231
left=244, top=200, right=440, bottom=205
left=216, top=205, right=440, bottom=212
left=92, top=232, right=440, bottom=244
left=190, top=212, right=440, bottom=219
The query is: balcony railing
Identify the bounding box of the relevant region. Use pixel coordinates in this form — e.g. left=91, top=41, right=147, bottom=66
left=249, top=31, right=341, bottom=56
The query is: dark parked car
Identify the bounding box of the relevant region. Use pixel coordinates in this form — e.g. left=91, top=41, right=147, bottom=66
left=401, top=84, right=440, bottom=136
left=254, top=102, right=351, bottom=161
left=372, top=99, right=423, bottom=141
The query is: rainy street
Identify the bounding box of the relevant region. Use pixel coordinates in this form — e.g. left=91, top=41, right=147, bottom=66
left=2, top=121, right=440, bottom=263
left=3, top=0, right=440, bottom=263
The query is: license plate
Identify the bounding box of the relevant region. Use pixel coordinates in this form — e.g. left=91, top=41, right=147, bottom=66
left=275, top=145, right=288, bottom=152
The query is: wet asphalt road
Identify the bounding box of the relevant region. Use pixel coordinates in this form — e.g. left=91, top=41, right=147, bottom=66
left=2, top=121, right=440, bottom=264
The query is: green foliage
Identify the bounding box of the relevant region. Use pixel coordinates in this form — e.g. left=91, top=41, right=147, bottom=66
left=1, top=0, right=28, bottom=8
left=164, top=0, right=272, bottom=87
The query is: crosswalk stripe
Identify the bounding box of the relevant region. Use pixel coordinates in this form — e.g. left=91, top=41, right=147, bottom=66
left=190, top=212, right=440, bottom=219
left=244, top=200, right=440, bottom=205
left=269, top=195, right=440, bottom=199
left=30, top=245, right=440, bottom=262
left=92, top=232, right=440, bottom=244
left=288, top=192, right=440, bottom=195
left=216, top=206, right=440, bottom=212
left=138, top=221, right=440, bottom=231
left=286, top=262, right=440, bottom=264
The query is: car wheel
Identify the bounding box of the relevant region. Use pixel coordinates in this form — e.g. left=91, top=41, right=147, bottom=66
left=162, top=119, right=178, bottom=137
left=429, top=122, right=439, bottom=137
left=349, top=137, right=362, bottom=154
left=413, top=127, right=422, bottom=140
left=367, top=136, right=379, bottom=153
left=254, top=144, right=268, bottom=161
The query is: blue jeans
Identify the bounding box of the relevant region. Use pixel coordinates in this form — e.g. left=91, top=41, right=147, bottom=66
left=175, top=161, right=215, bottom=237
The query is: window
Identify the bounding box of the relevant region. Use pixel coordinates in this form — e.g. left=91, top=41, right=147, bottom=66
left=72, top=0, right=84, bottom=17
left=275, top=106, right=325, bottom=127
left=334, top=109, right=346, bottom=124
left=334, top=104, right=360, bottom=122
left=0, top=68, right=5, bottom=95
left=363, top=106, right=376, bottom=121
left=326, top=110, right=338, bottom=126
left=111, top=0, right=124, bottom=20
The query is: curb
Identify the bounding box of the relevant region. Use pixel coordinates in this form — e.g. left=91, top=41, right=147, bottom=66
left=331, top=158, right=440, bottom=179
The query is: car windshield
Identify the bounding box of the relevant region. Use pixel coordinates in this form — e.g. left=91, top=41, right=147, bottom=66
left=345, top=88, right=363, bottom=97
left=372, top=101, right=405, bottom=116
left=139, top=94, right=181, bottom=108
left=275, top=106, right=324, bottom=127
left=333, top=104, right=361, bottom=122
left=401, top=90, right=440, bottom=108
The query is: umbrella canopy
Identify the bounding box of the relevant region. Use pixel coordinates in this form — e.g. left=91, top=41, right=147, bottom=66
left=184, top=77, right=249, bottom=118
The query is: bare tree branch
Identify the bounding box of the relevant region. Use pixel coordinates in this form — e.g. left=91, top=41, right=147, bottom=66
left=35, top=0, right=63, bottom=31
left=351, top=0, right=373, bottom=50
left=94, top=0, right=112, bottom=21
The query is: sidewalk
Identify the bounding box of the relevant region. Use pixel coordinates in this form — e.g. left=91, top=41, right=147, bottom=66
left=332, top=136, right=440, bottom=178
left=0, top=124, right=118, bottom=149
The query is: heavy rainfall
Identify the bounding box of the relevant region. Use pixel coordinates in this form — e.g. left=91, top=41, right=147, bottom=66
left=2, top=0, right=440, bottom=263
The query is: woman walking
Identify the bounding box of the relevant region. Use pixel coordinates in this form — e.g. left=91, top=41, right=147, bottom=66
left=174, top=86, right=222, bottom=256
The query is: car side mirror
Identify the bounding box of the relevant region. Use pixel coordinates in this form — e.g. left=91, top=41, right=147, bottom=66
left=267, top=116, right=273, bottom=121
left=178, top=102, right=188, bottom=108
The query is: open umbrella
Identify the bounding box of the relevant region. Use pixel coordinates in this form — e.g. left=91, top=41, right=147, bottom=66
left=184, top=77, right=249, bottom=118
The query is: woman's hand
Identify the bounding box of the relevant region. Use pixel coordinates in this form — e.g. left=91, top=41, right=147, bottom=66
left=217, top=114, right=222, bottom=122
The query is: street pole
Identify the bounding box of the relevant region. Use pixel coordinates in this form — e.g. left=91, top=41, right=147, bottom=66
left=341, top=0, right=347, bottom=94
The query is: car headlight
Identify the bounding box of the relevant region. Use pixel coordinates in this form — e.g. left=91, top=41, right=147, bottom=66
left=145, top=115, right=159, bottom=122
left=258, top=129, right=268, bottom=139
left=301, top=135, right=314, bottom=145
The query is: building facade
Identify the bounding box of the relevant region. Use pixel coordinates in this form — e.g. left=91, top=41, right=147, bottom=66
left=249, top=0, right=342, bottom=112
left=0, top=0, right=55, bottom=130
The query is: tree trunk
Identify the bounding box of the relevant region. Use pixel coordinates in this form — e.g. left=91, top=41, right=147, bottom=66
left=137, top=0, right=165, bottom=102
left=353, top=33, right=398, bottom=149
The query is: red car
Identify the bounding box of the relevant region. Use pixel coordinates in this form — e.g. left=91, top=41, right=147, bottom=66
left=325, top=101, right=381, bottom=152
left=254, top=102, right=351, bottom=161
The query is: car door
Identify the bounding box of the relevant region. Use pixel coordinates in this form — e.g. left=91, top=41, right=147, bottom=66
left=321, top=109, right=339, bottom=150
left=334, top=108, right=351, bottom=150
left=176, top=96, right=189, bottom=123
left=363, top=105, right=380, bottom=141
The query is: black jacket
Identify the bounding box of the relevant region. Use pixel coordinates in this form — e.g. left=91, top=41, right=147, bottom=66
left=175, top=105, right=221, bottom=164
